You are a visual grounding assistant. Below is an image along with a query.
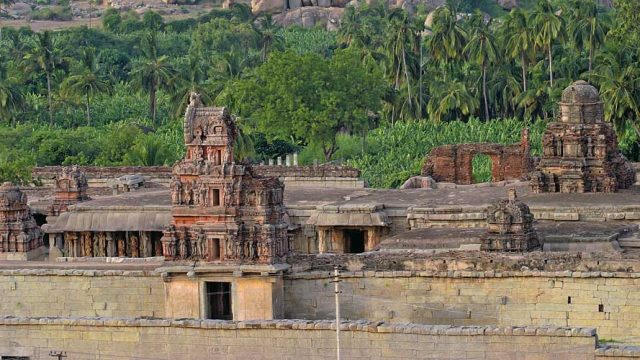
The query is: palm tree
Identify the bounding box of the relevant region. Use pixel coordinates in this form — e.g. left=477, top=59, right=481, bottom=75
left=61, top=48, right=113, bottom=125
left=385, top=8, right=420, bottom=121
left=123, top=135, right=173, bottom=166
left=464, top=12, right=498, bottom=120
left=566, top=0, right=608, bottom=73
left=22, top=31, right=65, bottom=125
left=591, top=49, right=640, bottom=137
left=130, top=31, right=176, bottom=125
left=427, top=3, right=467, bottom=70
left=532, top=0, right=564, bottom=88
left=500, top=8, right=534, bottom=92
left=427, top=80, right=478, bottom=123
left=0, top=63, right=24, bottom=125
left=253, top=14, right=284, bottom=62
left=171, top=52, right=211, bottom=118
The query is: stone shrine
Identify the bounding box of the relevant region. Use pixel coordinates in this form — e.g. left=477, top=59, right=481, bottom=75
left=480, top=189, right=538, bottom=252
left=161, top=93, right=289, bottom=263
left=0, top=182, right=43, bottom=259
left=530, top=80, right=634, bottom=193
left=48, top=165, right=89, bottom=216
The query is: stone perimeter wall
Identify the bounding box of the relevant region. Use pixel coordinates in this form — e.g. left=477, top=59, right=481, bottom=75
left=4, top=269, right=640, bottom=346
left=0, top=270, right=164, bottom=318
left=0, top=317, right=604, bottom=360
left=285, top=270, right=640, bottom=343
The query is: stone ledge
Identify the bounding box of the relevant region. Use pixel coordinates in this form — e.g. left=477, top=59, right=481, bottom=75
left=285, top=270, right=640, bottom=280
left=0, top=269, right=159, bottom=277
left=0, top=316, right=596, bottom=337
left=596, top=345, right=640, bottom=357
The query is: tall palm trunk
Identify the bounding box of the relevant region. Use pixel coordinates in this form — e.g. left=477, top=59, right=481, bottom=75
left=46, top=71, right=53, bottom=125
left=482, top=63, right=489, bottom=121
left=85, top=92, right=91, bottom=125
left=150, top=78, right=157, bottom=125
left=548, top=42, right=553, bottom=88
left=402, top=45, right=413, bottom=113
left=521, top=52, right=527, bottom=92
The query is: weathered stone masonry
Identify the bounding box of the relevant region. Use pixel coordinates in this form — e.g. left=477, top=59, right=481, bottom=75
left=284, top=270, right=640, bottom=343
left=0, top=317, right=602, bottom=360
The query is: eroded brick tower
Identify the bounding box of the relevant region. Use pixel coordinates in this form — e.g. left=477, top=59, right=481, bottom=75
left=161, top=94, right=289, bottom=264
left=530, top=80, right=634, bottom=193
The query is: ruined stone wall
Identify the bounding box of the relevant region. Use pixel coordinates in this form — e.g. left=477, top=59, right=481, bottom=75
left=284, top=270, right=640, bottom=343
left=0, top=317, right=602, bottom=360
left=32, top=165, right=364, bottom=189
left=0, top=270, right=164, bottom=318
left=33, top=166, right=172, bottom=183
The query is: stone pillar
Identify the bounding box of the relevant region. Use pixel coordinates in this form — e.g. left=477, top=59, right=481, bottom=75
left=268, top=158, right=274, bottom=166
left=277, top=156, right=282, bottom=166
left=285, top=155, right=291, bottom=166
left=106, top=232, right=116, bottom=257
left=293, top=153, right=299, bottom=166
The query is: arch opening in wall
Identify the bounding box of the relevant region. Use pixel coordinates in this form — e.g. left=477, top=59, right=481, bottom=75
left=472, top=154, right=493, bottom=183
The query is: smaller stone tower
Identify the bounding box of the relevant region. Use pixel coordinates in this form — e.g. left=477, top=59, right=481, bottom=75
left=48, top=165, right=89, bottom=216
left=530, top=80, right=634, bottom=193
left=480, top=189, right=539, bottom=252
left=0, top=182, right=43, bottom=258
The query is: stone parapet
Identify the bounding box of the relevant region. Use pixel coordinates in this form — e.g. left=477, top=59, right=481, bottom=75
left=0, top=315, right=596, bottom=336
left=285, top=269, right=640, bottom=280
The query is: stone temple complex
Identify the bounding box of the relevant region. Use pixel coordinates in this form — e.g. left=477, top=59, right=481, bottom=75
left=3, top=83, right=640, bottom=359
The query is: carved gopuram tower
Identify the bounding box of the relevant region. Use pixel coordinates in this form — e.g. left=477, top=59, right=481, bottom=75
left=161, top=95, right=289, bottom=265
left=0, top=182, right=44, bottom=260
left=530, top=81, right=635, bottom=193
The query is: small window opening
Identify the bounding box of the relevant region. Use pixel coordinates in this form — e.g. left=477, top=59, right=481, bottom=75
left=567, top=296, right=572, bottom=304
left=206, top=282, right=232, bottom=320
left=210, top=239, right=220, bottom=261
left=211, top=189, right=220, bottom=206
left=598, top=304, right=604, bottom=312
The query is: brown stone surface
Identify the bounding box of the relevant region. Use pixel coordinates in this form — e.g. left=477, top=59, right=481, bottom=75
left=421, top=128, right=533, bottom=185
left=531, top=81, right=635, bottom=193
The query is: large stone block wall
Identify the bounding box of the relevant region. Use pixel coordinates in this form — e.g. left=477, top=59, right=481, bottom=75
left=0, top=270, right=164, bottom=318
left=0, top=317, right=603, bottom=360
left=284, top=270, right=640, bottom=343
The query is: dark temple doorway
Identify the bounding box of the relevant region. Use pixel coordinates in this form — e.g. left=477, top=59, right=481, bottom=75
left=345, top=229, right=366, bottom=253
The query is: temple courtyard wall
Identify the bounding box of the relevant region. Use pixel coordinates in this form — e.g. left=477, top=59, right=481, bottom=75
left=0, top=270, right=165, bottom=318
left=3, top=269, right=640, bottom=344
left=0, top=317, right=616, bottom=360
left=285, top=270, right=640, bottom=343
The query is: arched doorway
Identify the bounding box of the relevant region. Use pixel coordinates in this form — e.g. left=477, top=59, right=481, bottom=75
left=472, top=154, right=492, bottom=183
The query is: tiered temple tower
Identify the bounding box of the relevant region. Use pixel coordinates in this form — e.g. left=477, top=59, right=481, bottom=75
left=0, top=182, right=43, bottom=259
left=530, top=80, right=634, bottom=193
left=161, top=94, right=289, bottom=263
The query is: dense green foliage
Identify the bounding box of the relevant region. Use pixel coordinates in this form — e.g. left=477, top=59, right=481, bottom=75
left=1, top=0, right=640, bottom=187
left=345, top=118, right=545, bottom=188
